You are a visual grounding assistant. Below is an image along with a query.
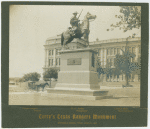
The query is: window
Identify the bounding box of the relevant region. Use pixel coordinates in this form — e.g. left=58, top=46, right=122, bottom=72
left=103, top=57, right=106, bottom=62
left=56, top=58, right=58, bottom=65
left=110, top=59, right=112, bottom=66
left=129, top=47, right=132, bottom=52
left=101, top=49, right=104, bottom=57
left=107, top=49, right=109, bottom=55
left=110, top=48, right=112, bottom=55
left=98, top=59, right=101, bottom=66
left=114, top=48, right=116, bottom=55
left=99, top=49, right=101, bottom=56
left=52, top=50, right=53, bottom=55
left=49, top=50, right=51, bottom=56
left=111, top=48, right=113, bottom=55
left=117, top=48, right=120, bottom=54
left=122, top=46, right=125, bottom=51
left=56, top=49, right=58, bottom=55
left=107, top=59, right=109, bottom=63
left=132, top=47, right=135, bottom=54
left=101, top=57, right=103, bottom=62
left=52, top=59, right=53, bottom=66
left=59, top=58, right=60, bottom=65
left=104, top=61, right=106, bottom=67
left=49, top=59, right=51, bottom=66
left=112, top=58, right=114, bottom=66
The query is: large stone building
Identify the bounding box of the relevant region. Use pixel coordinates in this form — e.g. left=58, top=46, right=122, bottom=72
left=43, top=36, right=141, bottom=85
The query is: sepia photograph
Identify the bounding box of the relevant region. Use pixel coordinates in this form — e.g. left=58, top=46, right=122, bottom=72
left=1, top=2, right=148, bottom=128
left=9, top=5, right=142, bottom=106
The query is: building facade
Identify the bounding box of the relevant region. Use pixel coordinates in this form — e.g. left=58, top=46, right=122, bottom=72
left=43, top=36, right=141, bottom=84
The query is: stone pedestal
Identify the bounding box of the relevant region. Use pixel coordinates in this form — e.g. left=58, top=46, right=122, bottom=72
left=56, top=48, right=99, bottom=90
left=47, top=47, right=109, bottom=100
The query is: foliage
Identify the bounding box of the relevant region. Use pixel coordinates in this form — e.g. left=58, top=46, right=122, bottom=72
left=132, top=56, right=141, bottom=75
left=96, top=59, right=104, bottom=75
left=22, top=72, right=41, bottom=82
left=115, top=47, right=136, bottom=74
left=114, top=46, right=140, bottom=86
left=43, top=68, right=58, bottom=81
left=18, top=78, right=24, bottom=82
left=103, top=61, right=113, bottom=77
left=107, top=6, right=141, bottom=34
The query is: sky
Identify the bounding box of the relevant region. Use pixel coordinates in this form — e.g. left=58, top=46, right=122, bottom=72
left=9, top=5, right=141, bottom=78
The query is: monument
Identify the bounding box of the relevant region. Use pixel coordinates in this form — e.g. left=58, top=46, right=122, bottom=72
left=46, top=11, right=109, bottom=100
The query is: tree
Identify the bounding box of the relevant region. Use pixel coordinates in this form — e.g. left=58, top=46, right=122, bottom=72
left=96, top=59, right=116, bottom=81
left=114, top=46, right=140, bottom=87
left=22, top=72, right=41, bottom=82
left=103, top=60, right=113, bottom=81
left=18, top=77, right=24, bottom=82
left=43, top=68, right=58, bottom=80
left=132, top=56, right=141, bottom=78
left=107, top=6, right=141, bottom=35
left=43, top=68, right=58, bottom=87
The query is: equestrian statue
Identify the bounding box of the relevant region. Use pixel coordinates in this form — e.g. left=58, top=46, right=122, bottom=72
left=61, top=11, right=96, bottom=49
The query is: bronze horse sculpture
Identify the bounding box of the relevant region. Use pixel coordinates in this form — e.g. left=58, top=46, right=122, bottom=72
left=61, top=12, right=96, bottom=48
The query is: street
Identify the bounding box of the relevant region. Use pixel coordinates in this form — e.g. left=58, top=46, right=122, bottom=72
left=9, top=86, right=140, bottom=106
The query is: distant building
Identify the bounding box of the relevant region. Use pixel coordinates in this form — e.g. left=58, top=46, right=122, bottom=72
left=43, top=35, right=62, bottom=72
left=9, top=77, right=20, bottom=85
left=43, top=36, right=141, bottom=84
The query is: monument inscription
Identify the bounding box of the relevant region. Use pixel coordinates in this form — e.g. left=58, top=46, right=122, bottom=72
left=67, top=58, right=82, bottom=65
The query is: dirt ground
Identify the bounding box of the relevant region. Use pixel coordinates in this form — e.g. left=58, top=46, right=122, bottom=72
left=9, top=86, right=140, bottom=106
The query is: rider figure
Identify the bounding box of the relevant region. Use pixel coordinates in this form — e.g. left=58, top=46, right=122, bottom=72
left=70, top=11, right=80, bottom=36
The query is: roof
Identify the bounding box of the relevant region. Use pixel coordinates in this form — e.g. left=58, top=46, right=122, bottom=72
left=46, top=35, right=61, bottom=41
left=90, top=37, right=141, bottom=45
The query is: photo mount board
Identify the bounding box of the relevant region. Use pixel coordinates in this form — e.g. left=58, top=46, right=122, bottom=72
left=1, top=2, right=148, bottom=128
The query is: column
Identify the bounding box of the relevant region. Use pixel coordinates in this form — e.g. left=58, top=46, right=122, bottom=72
left=122, top=46, right=125, bottom=52
left=108, top=75, right=111, bottom=82
left=131, top=74, right=133, bottom=82
left=104, top=48, right=106, bottom=68
left=131, top=47, right=133, bottom=62
left=119, top=74, right=122, bottom=82
left=47, top=49, right=49, bottom=67
left=115, top=75, right=117, bottom=82
left=135, top=46, right=139, bottom=61
left=53, top=48, right=56, bottom=67
left=112, top=48, right=114, bottom=55
left=112, top=75, right=115, bottom=82
left=110, top=75, right=112, bottom=82
left=45, top=49, right=47, bottom=67
left=120, top=47, right=123, bottom=55
left=103, top=74, right=107, bottom=82
left=122, top=74, right=125, bottom=82
left=134, top=74, right=138, bottom=82
left=101, top=48, right=103, bottom=67
left=98, top=73, right=101, bottom=80
left=112, top=58, right=114, bottom=67
left=100, top=74, right=103, bottom=81
left=117, top=75, right=119, bottom=82
left=45, top=49, right=49, bottom=67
